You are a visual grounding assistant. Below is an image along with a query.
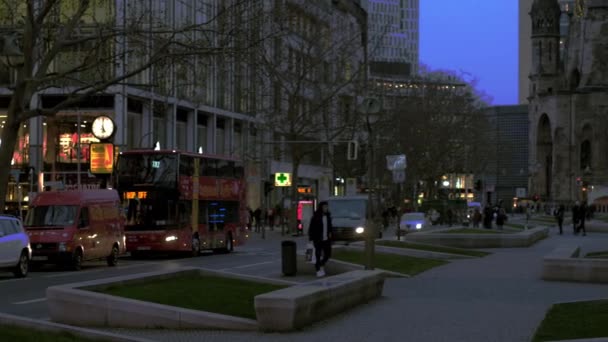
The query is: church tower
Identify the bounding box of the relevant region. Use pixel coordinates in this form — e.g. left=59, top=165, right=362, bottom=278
left=529, top=0, right=562, bottom=97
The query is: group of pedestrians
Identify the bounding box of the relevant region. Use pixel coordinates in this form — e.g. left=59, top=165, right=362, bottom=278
left=247, top=207, right=279, bottom=233
left=479, top=201, right=508, bottom=230
left=554, top=201, right=588, bottom=236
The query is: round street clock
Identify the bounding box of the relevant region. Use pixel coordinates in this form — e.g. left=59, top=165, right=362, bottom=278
left=91, top=115, right=115, bottom=140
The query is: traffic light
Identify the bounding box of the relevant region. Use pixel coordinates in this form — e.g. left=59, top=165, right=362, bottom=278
left=347, top=140, right=358, bottom=160
left=264, top=181, right=273, bottom=195
left=474, top=180, right=482, bottom=191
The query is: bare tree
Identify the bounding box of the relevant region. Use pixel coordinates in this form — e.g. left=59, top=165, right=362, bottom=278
left=374, top=69, right=491, bottom=204
left=0, top=0, right=275, bottom=211
left=250, top=0, right=367, bottom=233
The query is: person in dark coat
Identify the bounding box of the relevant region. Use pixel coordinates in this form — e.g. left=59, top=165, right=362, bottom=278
left=253, top=208, right=262, bottom=233
left=576, top=201, right=587, bottom=236
left=308, top=201, right=333, bottom=277
left=555, top=204, right=565, bottom=235
left=572, top=201, right=580, bottom=234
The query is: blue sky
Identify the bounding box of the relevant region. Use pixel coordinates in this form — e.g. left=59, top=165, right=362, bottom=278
left=419, top=1, right=518, bottom=105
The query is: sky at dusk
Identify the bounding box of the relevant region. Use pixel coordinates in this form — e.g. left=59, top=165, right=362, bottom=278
left=419, top=1, right=519, bottom=105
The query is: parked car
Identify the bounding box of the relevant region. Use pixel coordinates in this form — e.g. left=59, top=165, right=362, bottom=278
left=0, top=214, right=31, bottom=278
left=399, top=212, right=428, bottom=231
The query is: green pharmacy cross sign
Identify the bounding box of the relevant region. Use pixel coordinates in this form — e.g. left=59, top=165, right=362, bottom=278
left=274, top=173, right=292, bottom=187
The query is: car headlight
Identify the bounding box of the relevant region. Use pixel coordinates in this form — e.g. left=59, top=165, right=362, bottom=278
left=165, top=235, right=178, bottom=242
left=58, top=242, right=67, bottom=252
left=355, top=227, right=365, bottom=234
left=415, top=223, right=422, bottom=229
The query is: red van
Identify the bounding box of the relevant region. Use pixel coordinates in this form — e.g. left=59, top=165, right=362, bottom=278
left=24, top=190, right=126, bottom=270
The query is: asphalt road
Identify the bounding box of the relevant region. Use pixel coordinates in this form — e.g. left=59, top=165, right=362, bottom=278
left=0, top=228, right=306, bottom=320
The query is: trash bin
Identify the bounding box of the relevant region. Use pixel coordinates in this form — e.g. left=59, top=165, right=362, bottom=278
left=281, top=240, right=297, bottom=276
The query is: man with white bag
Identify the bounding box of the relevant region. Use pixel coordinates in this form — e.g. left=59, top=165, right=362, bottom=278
left=308, top=201, right=333, bottom=277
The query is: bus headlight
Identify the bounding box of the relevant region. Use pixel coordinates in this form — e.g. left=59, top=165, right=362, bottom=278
left=415, top=223, right=422, bottom=229
left=58, top=242, right=67, bottom=252
left=355, top=227, right=365, bottom=234
left=165, top=236, right=178, bottom=242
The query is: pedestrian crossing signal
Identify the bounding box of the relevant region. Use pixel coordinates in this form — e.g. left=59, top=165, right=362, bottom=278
left=347, top=140, right=358, bottom=160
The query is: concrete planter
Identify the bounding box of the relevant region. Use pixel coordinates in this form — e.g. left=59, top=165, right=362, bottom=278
left=404, top=226, right=549, bottom=248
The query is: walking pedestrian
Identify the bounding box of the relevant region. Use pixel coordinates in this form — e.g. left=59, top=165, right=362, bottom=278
left=572, top=201, right=580, bottom=234
left=472, top=208, right=482, bottom=228
left=554, top=204, right=565, bottom=235
left=254, top=208, right=262, bottom=233
left=308, top=201, right=333, bottom=278
left=495, top=204, right=506, bottom=230
left=577, top=201, right=587, bottom=236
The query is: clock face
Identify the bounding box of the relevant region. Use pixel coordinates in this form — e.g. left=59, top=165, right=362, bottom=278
left=91, top=115, right=115, bottom=140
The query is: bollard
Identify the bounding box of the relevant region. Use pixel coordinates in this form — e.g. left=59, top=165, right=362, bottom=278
left=281, top=240, right=297, bottom=276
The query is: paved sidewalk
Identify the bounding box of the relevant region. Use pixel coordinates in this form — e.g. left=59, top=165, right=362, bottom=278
left=101, top=223, right=608, bottom=341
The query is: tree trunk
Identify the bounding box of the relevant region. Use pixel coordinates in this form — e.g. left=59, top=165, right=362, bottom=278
left=0, top=113, right=22, bottom=213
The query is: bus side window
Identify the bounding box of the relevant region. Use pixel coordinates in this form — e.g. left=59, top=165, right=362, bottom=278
left=180, top=155, right=194, bottom=176
left=178, top=202, right=190, bottom=224
left=217, top=160, right=234, bottom=178
left=202, top=159, right=217, bottom=176
left=234, top=162, right=244, bottom=178
left=198, top=201, right=207, bottom=224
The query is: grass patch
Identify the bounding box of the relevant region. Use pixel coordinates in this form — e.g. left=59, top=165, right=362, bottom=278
left=504, top=222, right=533, bottom=230
left=442, top=228, right=507, bottom=234
left=0, top=325, right=108, bottom=342
left=585, top=251, right=608, bottom=259
left=376, top=240, right=490, bottom=257
left=530, top=216, right=557, bottom=223
left=532, top=300, right=608, bottom=341
left=96, top=274, right=287, bottom=320
left=332, top=249, right=447, bottom=275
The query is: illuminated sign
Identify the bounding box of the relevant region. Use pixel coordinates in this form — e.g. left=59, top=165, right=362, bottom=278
left=297, top=187, right=312, bottom=194
left=89, top=143, right=114, bottom=174
left=124, top=191, right=148, bottom=200
left=152, top=160, right=161, bottom=168
left=274, top=173, right=292, bottom=187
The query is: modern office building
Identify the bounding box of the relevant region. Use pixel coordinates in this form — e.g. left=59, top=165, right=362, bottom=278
left=480, top=105, right=529, bottom=209
left=518, top=0, right=576, bottom=104
left=362, top=0, right=419, bottom=76
left=0, top=0, right=367, bottom=212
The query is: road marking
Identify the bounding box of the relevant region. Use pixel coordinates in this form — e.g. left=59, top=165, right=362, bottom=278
left=0, top=277, right=31, bottom=284
left=219, top=261, right=275, bottom=271
left=42, top=262, right=161, bottom=278
left=13, top=297, right=47, bottom=305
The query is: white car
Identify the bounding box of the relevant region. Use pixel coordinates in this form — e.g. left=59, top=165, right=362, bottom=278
left=399, top=212, right=428, bottom=231
left=0, top=215, right=31, bottom=278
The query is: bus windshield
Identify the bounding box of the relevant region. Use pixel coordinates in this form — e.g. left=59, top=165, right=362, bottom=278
left=116, top=153, right=178, bottom=189
left=25, top=205, right=79, bottom=227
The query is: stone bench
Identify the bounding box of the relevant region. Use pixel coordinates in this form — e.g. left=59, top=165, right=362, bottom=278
left=542, top=245, right=608, bottom=283
left=405, top=226, right=548, bottom=248
left=254, top=270, right=385, bottom=331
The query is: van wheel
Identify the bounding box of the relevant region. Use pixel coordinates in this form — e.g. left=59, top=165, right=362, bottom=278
left=107, top=245, right=119, bottom=266
left=191, top=238, right=201, bottom=257
left=71, top=249, right=83, bottom=271
left=13, top=251, right=29, bottom=278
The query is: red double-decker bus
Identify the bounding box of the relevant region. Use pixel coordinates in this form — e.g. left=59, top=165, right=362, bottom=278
left=114, top=150, right=248, bottom=256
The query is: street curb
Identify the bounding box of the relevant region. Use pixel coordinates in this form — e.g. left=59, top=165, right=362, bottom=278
left=0, top=312, right=155, bottom=342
